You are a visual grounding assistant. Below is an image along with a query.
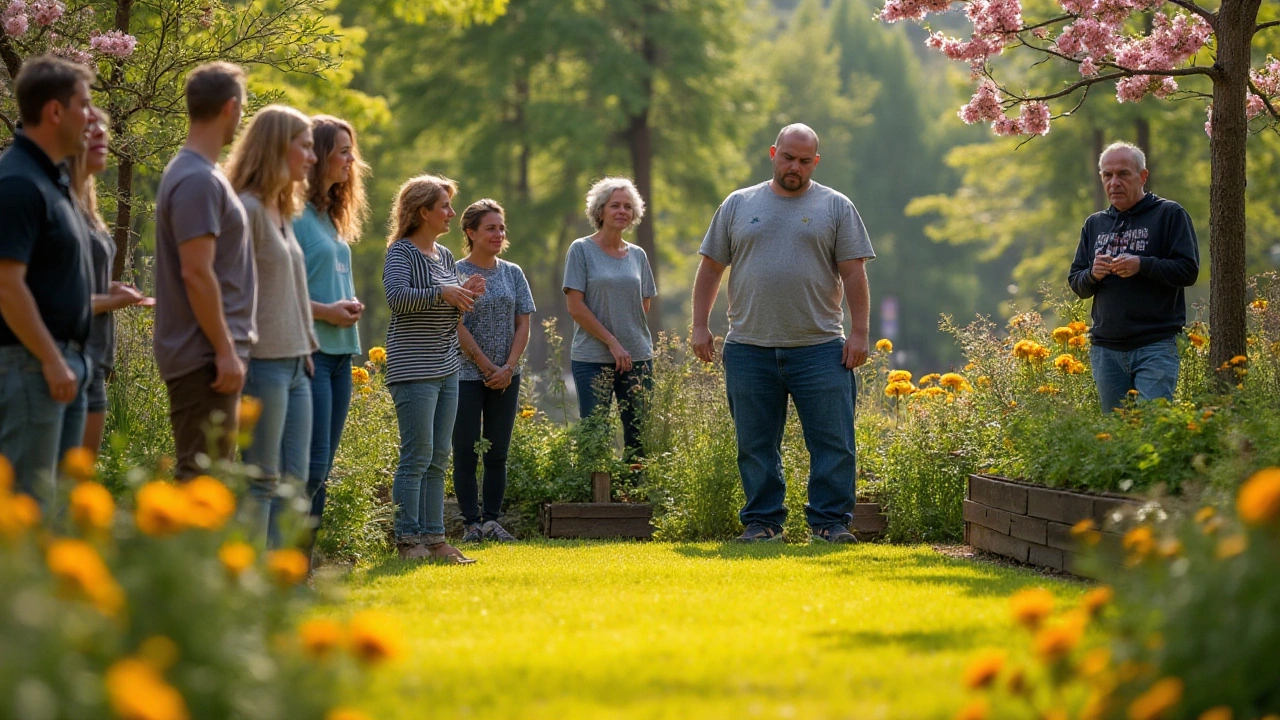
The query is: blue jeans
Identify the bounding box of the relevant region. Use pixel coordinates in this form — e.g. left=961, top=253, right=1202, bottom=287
left=242, top=356, right=313, bottom=546
left=390, top=373, right=459, bottom=539
left=571, top=360, right=652, bottom=459
left=1090, top=337, right=1180, bottom=412
left=723, top=339, right=857, bottom=532
left=0, top=343, right=89, bottom=511
left=305, top=352, right=352, bottom=536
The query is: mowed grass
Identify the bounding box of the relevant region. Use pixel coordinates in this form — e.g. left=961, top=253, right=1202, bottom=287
left=323, top=542, right=1082, bottom=720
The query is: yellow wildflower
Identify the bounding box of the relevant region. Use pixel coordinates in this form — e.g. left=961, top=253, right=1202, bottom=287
left=70, top=481, right=115, bottom=533
left=352, top=366, right=371, bottom=384
left=976, top=376, right=990, bottom=388
left=1053, top=354, right=1075, bottom=371
left=964, top=362, right=975, bottom=371
left=918, top=373, right=941, bottom=387
left=954, top=697, right=988, bottom=720
left=368, top=346, right=387, bottom=364
left=885, top=380, right=915, bottom=397
left=1250, top=299, right=1268, bottom=310
left=1187, top=332, right=1207, bottom=349
left=1079, top=646, right=1111, bottom=677
left=1216, top=535, right=1248, bottom=559
left=962, top=650, right=1004, bottom=689
left=939, top=373, right=971, bottom=392
left=1009, top=588, right=1054, bottom=629
left=105, top=658, right=190, bottom=720
left=348, top=611, right=405, bottom=665
left=1123, top=525, right=1156, bottom=564
left=267, top=549, right=310, bottom=586
left=1052, top=327, right=1073, bottom=343
left=1012, top=339, right=1051, bottom=362
left=1127, top=677, right=1183, bottom=720
left=1068, top=335, right=1088, bottom=348
left=1072, top=519, right=1102, bottom=546
left=887, top=369, right=912, bottom=383
left=183, top=476, right=236, bottom=530
left=1194, top=506, right=1216, bottom=524
left=239, top=395, right=263, bottom=431
left=1082, top=586, right=1113, bottom=616
left=1095, top=433, right=1111, bottom=441
left=299, top=618, right=346, bottom=659
left=1229, top=355, right=1248, bottom=366
left=135, top=481, right=192, bottom=537
left=1035, top=384, right=1060, bottom=395
left=1237, top=467, right=1280, bottom=526
left=518, top=407, right=536, bottom=419
left=1198, top=708, right=1232, bottom=720
left=219, top=541, right=255, bottom=577
left=1033, top=613, right=1085, bottom=663
left=0, top=493, right=41, bottom=540
left=60, top=446, right=97, bottom=483
left=876, top=338, right=893, bottom=352
left=1068, top=321, right=1088, bottom=335
left=46, top=538, right=124, bottom=615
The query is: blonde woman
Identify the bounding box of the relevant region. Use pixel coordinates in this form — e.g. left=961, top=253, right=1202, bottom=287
left=383, top=174, right=483, bottom=563
left=224, top=104, right=318, bottom=545
left=67, top=106, right=148, bottom=457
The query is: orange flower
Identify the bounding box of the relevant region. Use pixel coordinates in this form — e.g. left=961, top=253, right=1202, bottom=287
left=1096, top=433, right=1111, bottom=441
left=1079, top=646, right=1111, bottom=677
left=1216, top=535, right=1247, bottom=559
left=135, top=481, right=192, bottom=537
left=368, top=346, right=387, bottom=364
left=267, top=549, right=310, bottom=586
left=1033, top=614, right=1084, bottom=663
left=239, top=395, right=264, bottom=431
left=1250, top=299, right=1268, bottom=310
left=954, top=697, right=988, bottom=720
left=1122, top=526, right=1155, bottom=564
left=299, top=618, right=346, bottom=659
left=219, top=541, right=255, bottom=577
left=0, top=453, right=13, bottom=493
left=1187, top=332, right=1207, bottom=349
left=1052, top=327, right=1073, bottom=343
left=326, top=710, right=374, bottom=720
left=60, top=446, right=97, bottom=483
left=1237, top=467, right=1280, bottom=526
left=962, top=649, right=1004, bottom=689
left=876, top=338, right=893, bottom=353
left=105, top=657, right=190, bottom=720
left=1071, top=519, right=1102, bottom=546
left=887, top=369, right=913, bottom=383
left=70, top=481, right=115, bottom=533
left=1068, top=335, right=1088, bottom=348
left=1194, top=506, right=1216, bottom=524
left=1127, top=677, right=1183, bottom=720
left=1068, top=321, right=1088, bottom=336
left=1198, top=708, right=1232, bottom=720
left=46, top=538, right=124, bottom=615
left=183, top=476, right=235, bottom=530
left=348, top=611, right=404, bottom=665
left=1081, top=586, right=1113, bottom=617
left=1009, top=588, right=1054, bottom=629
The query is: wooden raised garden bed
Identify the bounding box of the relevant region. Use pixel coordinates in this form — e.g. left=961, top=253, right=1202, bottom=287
left=964, top=473, right=1143, bottom=574
left=541, top=472, right=655, bottom=539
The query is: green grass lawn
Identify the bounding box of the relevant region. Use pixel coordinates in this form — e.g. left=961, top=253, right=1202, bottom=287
left=323, top=542, right=1083, bottom=720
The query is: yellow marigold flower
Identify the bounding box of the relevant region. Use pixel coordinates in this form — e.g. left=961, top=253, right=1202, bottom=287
left=964, top=362, right=975, bottom=371
left=1035, top=384, right=1060, bottom=395
left=60, top=446, right=97, bottom=483
left=1033, top=614, right=1084, bottom=663
left=0, top=453, right=12, bottom=493
left=1194, top=506, right=1216, bottom=524
left=352, top=366, right=371, bottom=384
left=1081, top=586, right=1113, bottom=617
left=1186, top=421, right=1200, bottom=432
left=1229, top=355, right=1248, bottom=366
left=0, top=492, right=41, bottom=540
left=46, top=538, right=124, bottom=615
left=887, top=369, right=912, bottom=383
left=183, top=476, right=235, bottom=530
left=954, top=697, right=988, bottom=720
left=518, top=407, right=536, bottom=419
left=368, top=346, right=387, bottom=364
left=219, top=541, right=255, bottom=577
left=1128, top=677, right=1183, bottom=720
left=918, top=373, right=940, bottom=387
left=1079, top=646, right=1111, bottom=678
left=1068, top=321, right=1088, bottom=335
left=1198, top=707, right=1232, bottom=720
left=267, top=549, right=310, bottom=586
left=348, top=611, right=405, bottom=665
left=1250, top=299, right=1268, bottom=310
left=885, top=380, right=915, bottom=397
left=1187, top=332, right=1207, bottom=348
left=1068, top=360, right=1086, bottom=374
left=1216, top=535, right=1247, bottom=559
left=1053, top=354, right=1075, bottom=371
left=876, top=338, right=893, bottom=352
left=1009, top=588, right=1054, bottom=629
left=1068, top=335, right=1088, bottom=348
left=327, top=710, right=374, bottom=720
left=1237, top=467, right=1280, bottom=526
left=939, top=373, right=971, bottom=392
left=1122, top=526, right=1156, bottom=563
left=1070, top=518, right=1102, bottom=546
left=976, top=376, right=991, bottom=388
left=300, top=618, right=345, bottom=659
left=135, top=482, right=191, bottom=537
left=962, top=649, right=1004, bottom=689
left=70, top=481, right=115, bottom=533
left=1095, top=433, right=1111, bottom=441
left=138, top=636, right=180, bottom=671
left=1052, top=327, right=1073, bottom=343
left=105, top=658, right=190, bottom=720
left=239, top=395, right=263, bottom=431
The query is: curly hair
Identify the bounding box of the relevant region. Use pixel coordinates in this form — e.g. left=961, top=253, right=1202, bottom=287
left=385, top=174, right=457, bottom=246
left=306, top=115, right=370, bottom=242
left=584, top=177, right=645, bottom=231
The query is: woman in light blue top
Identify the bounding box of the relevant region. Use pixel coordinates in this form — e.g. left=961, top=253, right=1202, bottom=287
left=295, top=115, right=368, bottom=561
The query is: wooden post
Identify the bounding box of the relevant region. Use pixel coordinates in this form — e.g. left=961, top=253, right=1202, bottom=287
left=591, top=471, right=611, bottom=503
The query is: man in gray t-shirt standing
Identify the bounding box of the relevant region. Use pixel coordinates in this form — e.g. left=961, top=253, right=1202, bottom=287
left=153, top=62, right=255, bottom=480
left=692, top=123, right=875, bottom=544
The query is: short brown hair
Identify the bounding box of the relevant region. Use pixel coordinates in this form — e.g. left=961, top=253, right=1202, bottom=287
left=460, top=198, right=508, bottom=254
left=15, top=55, right=95, bottom=127
left=185, top=62, right=246, bottom=121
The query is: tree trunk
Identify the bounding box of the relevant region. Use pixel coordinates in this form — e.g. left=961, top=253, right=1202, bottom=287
left=1206, top=0, right=1258, bottom=384
left=1135, top=117, right=1151, bottom=192
left=1092, top=127, right=1106, bottom=210
left=111, top=155, right=134, bottom=281
left=626, top=0, right=661, bottom=336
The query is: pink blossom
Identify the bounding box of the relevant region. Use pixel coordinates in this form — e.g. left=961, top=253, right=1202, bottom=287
left=959, top=80, right=1005, bottom=124
left=1246, top=93, right=1267, bottom=120
left=1251, top=56, right=1280, bottom=97
left=89, top=29, right=137, bottom=58
left=197, top=5, right=214, bottom=28
left=967, top=0, right=1023, bottom=37
left=877, top=0, right=953, bottom=23
left=1058, top=0, right=1092, bottom=15
left=2, top=1, right=28, bottom=37
left=992, top=116, right=1024, bottom=136
left=1018, top=101, right=1051, bottom=135
left=1032, top=27, right=1048, bottom=39
left=30, top=0, right=61, bottom=26
left=1152, top=76, right=1178, bottom=99
left=50, top=45, right=92, bottom=65
left=1115, top=75, right=1153, bottom=103
left=1054, top=18, right=1118, bottom=60
left=1079, top=57, right=1099, bottom=76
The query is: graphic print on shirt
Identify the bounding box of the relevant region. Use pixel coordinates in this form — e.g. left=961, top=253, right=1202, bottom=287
left=1094, top=225, right=1150, bottom=256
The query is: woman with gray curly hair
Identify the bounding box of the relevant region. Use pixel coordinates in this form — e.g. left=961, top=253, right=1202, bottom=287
left=562, top=177, right=657, bottom=459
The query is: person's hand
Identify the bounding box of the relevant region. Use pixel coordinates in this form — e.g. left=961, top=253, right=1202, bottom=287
left=1110, top=254, right=1141, bottom=278
left=442, top=284, right=477, bottom=312
left=211, top=349, right=246, bottom=395
left=106, top=282, right=147, bottom=311
left=321, top=300, right=361, bottom=327
left=462, top=274, right=486, bottom=297
left=484, top=364, right=515, bottom=390
left=43, top=356, right=77, bottom=403
left=608, top=341, right=633, bottom=373
left=843, top=332, right=869, bottom=370
left=691, top=326, right=715, bottom=363
left=1091, top=254, right=1112, bottom=281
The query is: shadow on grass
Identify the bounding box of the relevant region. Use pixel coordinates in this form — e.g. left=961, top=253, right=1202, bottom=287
left=811, top=626, right=982, bottom=653
left=669, top=541, right=856, bottom=561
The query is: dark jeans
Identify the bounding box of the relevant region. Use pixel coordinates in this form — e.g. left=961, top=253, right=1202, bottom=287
left=571, top=359, right=652, bottom=459
left=165, top=362, right=241, bottom=481
left=452, top=376, right=522, bottom=526
left=1090, top=338, right=1180, bottom=411
left=723, top=339, right=857, bottom=532
left=304, top=352, right=353, bottom=538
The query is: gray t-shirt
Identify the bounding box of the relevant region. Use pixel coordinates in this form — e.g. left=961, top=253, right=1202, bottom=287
left=562, top=237, right=657, bottom=363
left=457, top=258, right=536, bottom=382
left=241, top=193, right=317, bottom=359
left=699, top=180, right=874, bottom=347
left=153, top=149, right=256, bottom=381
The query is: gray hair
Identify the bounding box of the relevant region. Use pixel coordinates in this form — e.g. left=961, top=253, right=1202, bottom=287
left=1099, top=141, right=1147, bottom=172
left=584, top=177, right=646, bottom=230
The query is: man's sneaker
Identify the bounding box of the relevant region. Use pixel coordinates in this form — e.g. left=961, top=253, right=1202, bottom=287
left=481, top=520, right=517, bottom=543
left=811, top=525, right=858, bottom=544
left=461, top=523, right=483, bottom=543
left=735, top=523, right=784, bottom=543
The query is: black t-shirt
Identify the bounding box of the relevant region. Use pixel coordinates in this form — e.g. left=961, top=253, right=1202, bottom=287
left=0, top=135, right=93, bottom=346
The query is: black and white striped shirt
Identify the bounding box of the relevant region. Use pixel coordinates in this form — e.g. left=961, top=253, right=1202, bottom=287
left=382, top=239, right=462, bottom=384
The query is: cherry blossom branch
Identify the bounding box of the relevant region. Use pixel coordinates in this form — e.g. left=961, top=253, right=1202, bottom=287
left=1257, top=20, right=1280, bottom=33
left=1166, top=0, right=1216, bottom=28
left=1248, top=80, right=1280, bottom=121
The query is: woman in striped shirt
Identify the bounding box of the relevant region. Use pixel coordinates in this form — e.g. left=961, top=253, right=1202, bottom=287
left=382, top=174, right=484, bottom=563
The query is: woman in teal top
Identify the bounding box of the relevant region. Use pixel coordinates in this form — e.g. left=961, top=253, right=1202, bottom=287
left=295, top=115, right=369, bottom=561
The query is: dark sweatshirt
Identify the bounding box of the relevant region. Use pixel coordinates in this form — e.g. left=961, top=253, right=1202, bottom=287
left=1067, top=193, right=1199, bottom=351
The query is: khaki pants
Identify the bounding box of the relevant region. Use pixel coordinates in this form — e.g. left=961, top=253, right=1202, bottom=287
left=165, top=364, right=240, bottom=480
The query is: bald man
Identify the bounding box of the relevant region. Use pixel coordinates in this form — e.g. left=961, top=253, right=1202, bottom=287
left=691, top=124, right=875, bottom=544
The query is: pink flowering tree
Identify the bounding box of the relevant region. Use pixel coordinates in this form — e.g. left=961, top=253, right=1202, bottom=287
left=880, top=0, right=1279, bottom=377
left=1, top=0, right=349, bottom=279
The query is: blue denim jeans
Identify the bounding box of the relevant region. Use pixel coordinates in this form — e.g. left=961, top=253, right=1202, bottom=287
left=242, top=356, right=313, bottom=546
left=0, top=343, right=89, bottom=511
left=389, top=372, right=459, bottom=538
left=570, top=360, right=652, bottom=459
left=723, top=339, right=857, bottom=532
left=1090, top=337, right=1180, bottom=412
left=305, top=352, right=353, bottom=534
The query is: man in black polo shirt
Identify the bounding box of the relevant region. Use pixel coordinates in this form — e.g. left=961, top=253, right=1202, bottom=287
left=0, top=55, right=96, bottom=508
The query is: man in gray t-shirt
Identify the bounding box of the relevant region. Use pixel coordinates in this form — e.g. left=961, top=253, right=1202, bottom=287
left=692, top=123, right=874, bottom=544
left=153, top=62, right=254, bottom=480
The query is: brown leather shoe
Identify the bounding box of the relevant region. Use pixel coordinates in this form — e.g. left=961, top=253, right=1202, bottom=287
left=396, top=539, right=431, bottom=560
left=425, top=541, right=476, bottom=564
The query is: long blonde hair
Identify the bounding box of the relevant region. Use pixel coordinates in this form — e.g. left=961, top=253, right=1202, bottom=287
left=224, top=104, right=312, bottom=217
left=306, top=115, right=369, bottom=241
left=68, top=106, right=109, bottom=231
left=385, top=174, right=457, bottom=247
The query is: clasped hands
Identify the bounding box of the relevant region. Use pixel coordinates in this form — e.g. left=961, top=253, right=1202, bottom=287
left=1092, top=253, right=1141, bottom=281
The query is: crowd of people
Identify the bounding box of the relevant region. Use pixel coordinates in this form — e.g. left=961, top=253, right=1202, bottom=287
left=2, top=52, right=1196, bottom=565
